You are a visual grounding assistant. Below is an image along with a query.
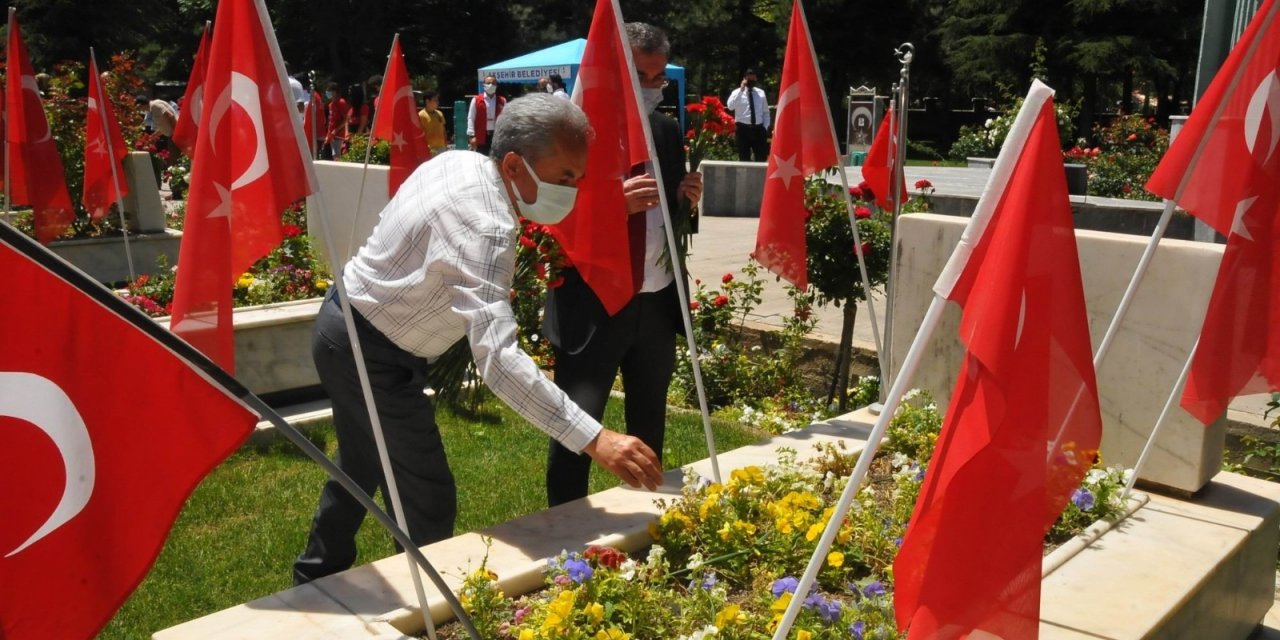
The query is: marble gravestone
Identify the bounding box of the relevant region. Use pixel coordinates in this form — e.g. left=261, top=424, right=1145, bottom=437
left=305, top=160, right=391, bottom=270
left=889, top=213, right=1226, bottom=494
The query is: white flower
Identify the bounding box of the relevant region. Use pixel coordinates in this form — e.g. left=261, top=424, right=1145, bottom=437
left=680, top=626, right=720, bottom=640
left=902, top=387, right=922, bottom=401
left=984, top=118, right=994, bottom=128
left=646, top=545, right=666, bottom=567
left=686, top=552, right=705, bottom=571
left=1086, top=468, right=1107, bottom=484
left=618, top=558, right=638, bottom=581
left=891, top=452, right=910, bottom=469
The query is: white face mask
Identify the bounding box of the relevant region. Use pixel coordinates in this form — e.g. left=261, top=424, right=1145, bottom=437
left=641, top=87, right=664, bottom=114
left=512, top=156, right=578, bottom=224
left=484, top=83, right=497, bottom=96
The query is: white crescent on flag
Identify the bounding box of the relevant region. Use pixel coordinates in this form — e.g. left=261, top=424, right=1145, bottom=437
left=1, top=371, right=95, bottom=558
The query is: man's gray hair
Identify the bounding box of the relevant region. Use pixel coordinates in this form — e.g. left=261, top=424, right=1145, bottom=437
left=490, top=93, right=593, bottom=161
left=624, top=22, right=670, bottom=57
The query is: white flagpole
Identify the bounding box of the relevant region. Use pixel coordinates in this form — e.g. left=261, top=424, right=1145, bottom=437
left=801, top=1, right=887, bottom=388
left=771, top=78, right=1056, bottom=640
left=4, top=8, right=14, bottom=228
left=347, top=34, right=397, bottom=261
left=256, top=11, right=442, bottom=638
left=90, top=48, right=136, bottom=282
left=1121, top=338, right=1198, bottom=501
left=609, top=0, right=721, bottom=482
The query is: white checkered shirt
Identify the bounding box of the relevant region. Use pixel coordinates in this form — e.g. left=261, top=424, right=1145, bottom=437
left=344, top=151, right=602, bottom=452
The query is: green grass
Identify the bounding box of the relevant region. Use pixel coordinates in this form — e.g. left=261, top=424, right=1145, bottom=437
left=100, top=393, right=764, bottom=640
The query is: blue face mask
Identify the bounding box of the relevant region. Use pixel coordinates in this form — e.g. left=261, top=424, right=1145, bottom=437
left=324, top=90, right=335, bottom=100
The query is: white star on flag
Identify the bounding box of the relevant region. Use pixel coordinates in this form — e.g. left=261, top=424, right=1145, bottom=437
left=768, top=154, right=802, bottom=190
left=391, top=131, right=406, bottom=151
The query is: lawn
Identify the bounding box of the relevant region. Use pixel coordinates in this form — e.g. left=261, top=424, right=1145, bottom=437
left=100, top=392, right=765, bottom=640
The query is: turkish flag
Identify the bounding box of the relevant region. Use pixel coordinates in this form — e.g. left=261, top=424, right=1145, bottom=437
left=0, top=223, right=258, bottom=640
left=172, top=21, right=211, bottom=157
left=1146, top=0, right=1280, bottom=425
left=170, top=0, right=316, bottom=371
left=545, top=0, right=649, bottom=315
left=5, top=9, right=74, bottom=244
left=82, top=55, right=131, bottom=220
left=303, top=89, right=324, bottom=156
left=753, top=0, right=841, bottom=289
left=894, top=82, right=1101, bottom=640
left=371, top=37, right=431, bottom=197
left=863, top=105, right=905, bottom=211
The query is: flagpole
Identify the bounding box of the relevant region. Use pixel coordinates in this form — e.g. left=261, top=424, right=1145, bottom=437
left=4, top=8, right=13, bottom=229
left=1121, top=337, right=1199, bottom=501
left=879, top=43, right=914, bottom=398
left=772, top=79, right=1055, bottom=639
left=771, top=295, right=946, bottom=640
left=347, top=35, right=398, bottom=260
left=609, top=0, right=722, bottom=483
left=799, top=0, right=887, bottom=392
left=0, top=219, right=481, bottom=639
left=273, top=27, right=439, bottom=640
left=90, top=48, right=137, bottom=282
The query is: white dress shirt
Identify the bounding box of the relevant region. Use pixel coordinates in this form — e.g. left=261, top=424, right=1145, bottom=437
left=344, top=151, right=602, bottom=452
left=637, top=159, right=675, bottom=293
left=466, top=95, right=499, bottom=136
left=727, top=86, right=771, bottom=129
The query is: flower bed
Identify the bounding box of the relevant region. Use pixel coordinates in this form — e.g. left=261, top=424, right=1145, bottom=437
left=440, top=395, right=1131, bottom=639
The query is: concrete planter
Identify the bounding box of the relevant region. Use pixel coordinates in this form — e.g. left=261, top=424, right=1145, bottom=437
left=155, top=298, right=322, bottom=397
left=50, top=229, right=183, bottom=284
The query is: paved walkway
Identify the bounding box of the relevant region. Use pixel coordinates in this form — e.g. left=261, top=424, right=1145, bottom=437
left=688, top=164, right=1273, bottom=427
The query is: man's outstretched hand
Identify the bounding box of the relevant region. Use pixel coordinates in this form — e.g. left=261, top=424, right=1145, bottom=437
left=582, top=428, right=664, bottom=491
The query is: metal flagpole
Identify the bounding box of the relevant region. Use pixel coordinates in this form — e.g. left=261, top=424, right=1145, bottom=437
left=305, top=33, right=439, bottom=640
left=879, top=43, right=913, bottom=398
left=610, top=0, right=722, bottom=482
left=90, top=48, right=137, bottom=282
left=1120, top=338, right=1198, bottom=501
left=4, top=8, right=13, bottom=228
left=0, top=218, right=481, bottom=639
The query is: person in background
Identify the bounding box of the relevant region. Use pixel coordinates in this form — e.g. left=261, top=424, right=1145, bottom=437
left=348, top=83, right=370, bottom=137
left=418, top=89, right=448, bottom=156
left=323, top=82, right=350, bottom=160
left=548, top=73, right=569, bottom=99
left=367, top=74, right=383, bottom=112
left=542, top=22, right=702, bottom=507
left=536, top=76, right=550, bottom=94
left=727, top=68, right=771, bottom=161
left=292, top=94, right=663, bottom=584
left=466, top=74, right=505, bottom=156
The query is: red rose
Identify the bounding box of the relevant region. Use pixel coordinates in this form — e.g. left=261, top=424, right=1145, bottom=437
left=914, top=179, right=932, bottom=190
left=854, top=206, right=872, bottom=219
left=713, top=294, right=729, bottom=308
left=849, top=186, right=864, bottom=200
left=721, top=273, right=733, bottom=284
left=687, top=102, right=707, bottom=114
left=689, top=300, right=701, bottom=311
left=1126, top=133, right=1138, bottom=141
left=695, top=278, right=702, bottom=285
left=547, top=276, right=565, bottom=289
left=518, top=235, right=536, bottom=249
left=282, top=224, right=303, bottom=238
left=854, top=242, right=872, bottom=256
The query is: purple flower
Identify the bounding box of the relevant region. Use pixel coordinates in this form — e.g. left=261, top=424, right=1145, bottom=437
left=701, top=571, right=717, bottom=590
left=1072, top=487, right=1096, bottom=511
left=850, top=621, right=865, bottom=639
left=862, top=581, right=885, bottom=598
left=564, top=555, right=593, bottom=583
left=893, top=536, right=904, bottom=547
left=803, top=593, right=842, bottom=623
left=771, top=576, right=799, bottom=599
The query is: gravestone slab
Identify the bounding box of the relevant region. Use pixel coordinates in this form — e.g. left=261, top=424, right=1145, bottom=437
left=305, top=160, right=391, bottom=270
left=122, top=151, right=167, bottom=233
left=701, top=160, right=766, bottom=217
left=889, top=213, right=1225, bottom=493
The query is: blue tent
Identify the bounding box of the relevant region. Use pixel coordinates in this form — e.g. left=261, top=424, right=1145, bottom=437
left=477, top=38, right=687, bottom=130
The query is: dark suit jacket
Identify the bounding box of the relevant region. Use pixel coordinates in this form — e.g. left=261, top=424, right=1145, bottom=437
left=543, top=111, right=692, bottom=355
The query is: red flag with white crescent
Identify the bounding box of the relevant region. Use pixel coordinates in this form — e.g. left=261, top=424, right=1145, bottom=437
left=0, top=223, right=258, bottom=640
left=172, top=22, right=212, bottom=157
left=545, top=0, right=650, bottom=315
left=82, top=56, right=131, bottom=220
left=753, top=0, right=841, bottom=289
left=170, top=0, right=317, bottom=371
left=1146, top=0, right=1280, bottom=424
left=371, top=37, right=431, bottom=197
left=5, top=9, right=75, bottom=244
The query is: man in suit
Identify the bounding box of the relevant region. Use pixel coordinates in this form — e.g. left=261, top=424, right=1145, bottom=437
left=542, top=22, right=702, bottom=507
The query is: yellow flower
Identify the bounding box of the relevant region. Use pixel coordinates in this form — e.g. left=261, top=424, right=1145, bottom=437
left=728, top=465, right=765, bottom=488
left=699, top=494, right=720, bottom=519
left=827, top=551, right=845, bottom=567
left=236, top=274, right=255, bottom=289
left=798, top=631, right=813, bottom=640
left=520, top=630, right=536, bottom=640
left=837, top=526, right=853, bottom=545
left=806, top=523, right=824, bottom=541
left=595, top=629, right=629, bottom=640
left=586, top=601, right=604, bottom=624
left=714, top=603, right=741, bottom=628
left=315, top=279, right=329, bottom=291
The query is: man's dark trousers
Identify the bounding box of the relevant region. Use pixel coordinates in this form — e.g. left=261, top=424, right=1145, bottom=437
left=736, top=123, right=768, bottom=161
left=293, top=290, right=456, bottom=585
left=544, top=278, right=678, bottom=506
